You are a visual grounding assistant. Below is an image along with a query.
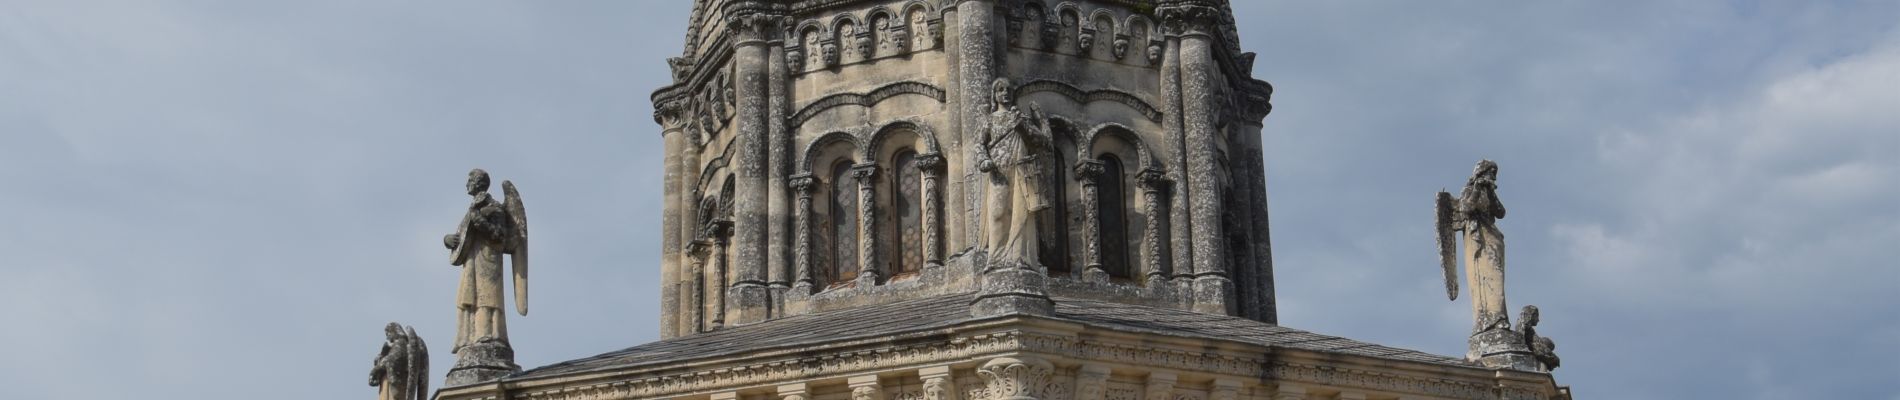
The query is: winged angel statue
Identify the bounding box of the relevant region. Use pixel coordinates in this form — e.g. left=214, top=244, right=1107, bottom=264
left=369, top=323, right=429, bottom=400
left=444, top=168, right=529, bottom=353
left=1436, top=160, right=1510, bottom=334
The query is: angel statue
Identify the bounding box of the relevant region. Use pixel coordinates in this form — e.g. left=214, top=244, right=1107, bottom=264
left=369, top=323, right=429, bottom=400
left=1435, top=160, right=1509, bottom=334
left=443, top=168, right=529, bottom=354
left=977, top=78, right=1055, bottom=270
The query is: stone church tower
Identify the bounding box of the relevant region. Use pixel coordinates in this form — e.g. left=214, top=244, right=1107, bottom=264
left=436, top=1, right=1570, bottom=399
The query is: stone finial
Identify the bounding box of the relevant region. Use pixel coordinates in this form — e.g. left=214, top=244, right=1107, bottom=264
left=369, top=323, right=429, bottom=400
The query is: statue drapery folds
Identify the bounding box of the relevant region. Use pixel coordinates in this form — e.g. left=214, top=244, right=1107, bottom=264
left=1435, top=160, right=1508, bottom=333
left=369, top=323, right=429, bottom=400
left=977, top=78, right=1055, bottom=270
left=445, top=168, right=529, bottom=353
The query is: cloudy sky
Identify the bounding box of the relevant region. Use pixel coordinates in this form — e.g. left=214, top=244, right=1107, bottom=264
left=2, top=1, right=1895, bottom=399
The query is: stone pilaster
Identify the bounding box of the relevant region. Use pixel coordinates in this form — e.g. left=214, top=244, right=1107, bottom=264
left=847, top=375, right=883, bottom=400
left=1073, top=160, right=1108, bottom=283
left=920, top=366, right=957, bottom=400
left=726, top=11, right=777, bottom=325
left=777, top=383, right=810, bottom=400
left=1137, top=169, right=1173, bottom=288
left=851, top=164, right=881, bottom=285
left=789, top=174, right=817, bottom=291
left=978, top=356, right=1054, bottom=400
left=1273, top=383, right=1307, bottom=400
left=1211, top=379, right=1241, bottom=400
left=1159, top=30, right=1194, bottom=288
left=917, top=154, right=947, bottom=268
left=1144, top=372, right=1177, bottom=400
left=1165, top=4, right=1234, bottom=315
left=1074, top=364, right=1111, bottom=400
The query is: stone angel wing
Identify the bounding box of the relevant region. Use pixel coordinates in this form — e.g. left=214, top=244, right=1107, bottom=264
left=404, top=326, right=429, bottom=400
left=1435, top=190, right=1460, bottom=301
left=503, top=180, right=529, bottom=316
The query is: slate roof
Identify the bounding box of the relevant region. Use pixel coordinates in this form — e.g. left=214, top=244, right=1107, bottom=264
left=515, top=294, right=1471, bottom=380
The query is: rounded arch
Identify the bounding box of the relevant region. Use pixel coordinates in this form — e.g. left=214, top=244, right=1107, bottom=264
left=1018, top=0, right=1049, bottom=21
left=1053, top=2, right=1083, bottom=26
left=899, top=1, right=935, bottom=19
left=1122, top=14, right=1156, bottom=38
left=862, top=120, right=943, bottom=162
left=800, top=131, right=864, bottom=174
left=1083, top=123, right=1159, bottom=172
left=865, top=6, right=898, bottom=27
left=794, top=19, right=829, bottom=40
left=1088, top=8, right=1118, bottom=31
left=829, top=13, right=863, bottom=41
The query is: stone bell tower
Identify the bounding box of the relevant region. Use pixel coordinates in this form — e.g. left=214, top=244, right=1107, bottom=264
left=652, top=0, right=1278, bottom=339
left=436, top=2, right=1572, bottom=399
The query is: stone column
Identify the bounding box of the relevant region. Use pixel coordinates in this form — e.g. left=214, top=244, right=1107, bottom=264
left=1073, top=160, right=1108, bottom=283
left=1160, top=28, right=1194, bottom=291
left=727, top=12, right=777, bottom=325
left=685, top=239, right=711, bottom=332
left=851, top=164, right=881, bottom=285
left=978, top=356, right=1054, bottom=400
left=789, top=174, right=817, bottom=291
left=957, top=0, right=998, bottom=255
left=1137, top=168, right=1172, bottom=287
left=707, top=221, right=733, bottom=329
left=657, top=101, right=687, bottom=339
left=767, top=17, right=794, bottom=319
left=917, top=154, right=947, bottom=268
left=1166, top=4, right=1233, bottom=315
left=678, top=132, right=705, bottom=336
left=920, top=365, right=957, bottom=400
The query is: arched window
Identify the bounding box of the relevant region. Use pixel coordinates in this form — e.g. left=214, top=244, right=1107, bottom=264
left=891, top=150, right=923, bottom=275
left=1039, top=128, right=1077, bottom=274
left=829, top=161, right=859, bottom=284
left=1098, top=155, right=1131, bottom=279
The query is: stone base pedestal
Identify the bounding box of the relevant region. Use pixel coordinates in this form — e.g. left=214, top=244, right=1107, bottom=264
left=1469, top=328, right=1539, bottom=371
left=1191, top=275, right=1234, bottom=315
left=446, top=339, right=521, bottom=387
left=971, top=255, right=1054, bottom=317
left=728, top=283, right=772, bottom=325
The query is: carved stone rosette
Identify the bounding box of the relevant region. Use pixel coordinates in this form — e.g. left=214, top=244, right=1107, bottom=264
left=978, top=356, right=1055, bottom=400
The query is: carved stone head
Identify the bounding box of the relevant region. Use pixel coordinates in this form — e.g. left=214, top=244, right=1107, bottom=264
left=991, top=78, right=1014, bottom=109
left=1112, top=36, right=1129, bottom=59
left=467, top=169, right=491, bottom=195
left=1079, top=29, right=1095, bottom=53
left=1147, top=42, right=1163, bottom=64
left=1519, top=305, right=1540, bottom=328
left=821, top=41, right=840, bottom=67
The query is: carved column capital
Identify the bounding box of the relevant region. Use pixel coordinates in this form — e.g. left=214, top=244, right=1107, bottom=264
left=789, top=174, right=818, bottom=194
left=687, top=239, right=713, bottom=263
left=915, top=153, right=947, bottom=173
left=978, top=356, right=1054, bottom=400
left=1073, top=160, right=1106, bottom=181
left=1137, top=168, right=1171, bottom=191
left=653, top=97, right=692, bottom=130
left=1158, top=4, right=1224, bottom=37
left=847, top=375, right=883, bottom=400
left=725, top=11, right=786, bottom=45
left=850, top=163, right=880, bottom=182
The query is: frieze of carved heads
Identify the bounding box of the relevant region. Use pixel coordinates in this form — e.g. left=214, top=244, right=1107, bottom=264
left=977, top=357, right=1054, bottom=400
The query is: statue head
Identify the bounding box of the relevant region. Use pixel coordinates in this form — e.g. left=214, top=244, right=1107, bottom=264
left=1473, top=159, right=1499, bottom=179
left=467, top=169, right=491, bottom=195
left=1147, top=43, right=1163, bottom=64
left=1519, top=305, right=1540, bottom=327
left=384, top=322, right=405, bottom=341
left=991, top=78, right=1014, bottom=109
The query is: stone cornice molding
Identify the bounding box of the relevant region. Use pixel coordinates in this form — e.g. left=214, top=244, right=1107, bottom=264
left=440, top=315, right=1553, bottom=400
